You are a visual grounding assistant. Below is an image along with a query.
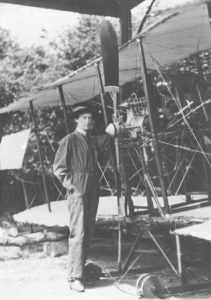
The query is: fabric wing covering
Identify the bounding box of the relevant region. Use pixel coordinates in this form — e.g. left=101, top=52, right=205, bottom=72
left=0, top=2, right=211, bottom=113
left=174, top=219, right=211, bottom=242
left=0, top=129, right=31, bottom=170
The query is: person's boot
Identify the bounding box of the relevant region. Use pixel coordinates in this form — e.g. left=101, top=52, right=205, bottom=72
left=69, top=279, right=85, bottom=292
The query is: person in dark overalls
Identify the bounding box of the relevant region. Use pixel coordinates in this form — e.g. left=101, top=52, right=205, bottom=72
left=53, top=105, right=109, bottom=292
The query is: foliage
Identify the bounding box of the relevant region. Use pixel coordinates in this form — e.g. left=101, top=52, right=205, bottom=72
left=0, top=27, right=18, bottom=60
left=52, top=15, right=102, bottom=71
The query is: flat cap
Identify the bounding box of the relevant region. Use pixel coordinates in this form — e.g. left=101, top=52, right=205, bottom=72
left=72, top=105, right=94, bottom=117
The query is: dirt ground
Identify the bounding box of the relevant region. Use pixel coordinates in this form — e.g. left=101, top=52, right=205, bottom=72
left=1, top=226, right=211, bottom=300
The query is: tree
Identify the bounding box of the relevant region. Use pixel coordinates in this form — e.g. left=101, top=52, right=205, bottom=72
left=0, top=27, right=18, bottom=60
left=52, top=15, right=102, bottom=71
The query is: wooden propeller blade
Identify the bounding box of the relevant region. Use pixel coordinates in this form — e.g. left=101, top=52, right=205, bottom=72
left=100, top=20, right=119, bottom=87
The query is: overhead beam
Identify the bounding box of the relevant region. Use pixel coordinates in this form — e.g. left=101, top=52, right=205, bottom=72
left=119, top=0, right=132, bottom=45
left=0, top=0, right=144, bottom=17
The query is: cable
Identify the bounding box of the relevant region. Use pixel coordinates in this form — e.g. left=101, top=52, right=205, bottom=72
left=103, top=269, right=137, bottom=297
left=175, top=150, right=197, bottom=195
left=146, top=49, right=211, bottom=167
left=158, top=139, right=211, bottom=157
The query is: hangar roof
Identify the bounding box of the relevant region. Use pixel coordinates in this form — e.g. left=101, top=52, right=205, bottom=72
left=0, top=0, right=144, bottom=17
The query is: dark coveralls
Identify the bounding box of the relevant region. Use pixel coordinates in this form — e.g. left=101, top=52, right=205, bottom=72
left=53, top=130, right=108, bottom=281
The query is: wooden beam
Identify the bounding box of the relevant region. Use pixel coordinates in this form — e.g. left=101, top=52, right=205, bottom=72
left=137, top=0, right=156, bottom=34
left=58, top=85, right=70, bottom=134
left=137, top=134, right=155, bottom=215
left=139, top=39, right=170, bottom=215
left=21, top=179, right=30, bottom=210
left=119, top=1, right=132, bottom=45
left=29, top=101, right=51, bottom=212
left=195, top=53, right=211, bottom=203
left=0, top=0, right=144, bottom=17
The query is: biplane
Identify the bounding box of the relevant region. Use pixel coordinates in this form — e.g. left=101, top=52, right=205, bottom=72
left=0, top=0, right=211, bottom=297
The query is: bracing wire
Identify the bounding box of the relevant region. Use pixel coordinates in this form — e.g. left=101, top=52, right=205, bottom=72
left=128, top=149, right=143, bottom=181
left=103, top=268, right=137, bottom=297
left=167, top=99, right=211, bottom=130
left=97, top=161, right=114, bottom=196
left=14, top=174, right=41, bottom=185
left=102, top=255, right=142, bottom=297
left=158, top=139, right=211, bottom=157
left=175, top=150, right=197, bottom=195
left=145, top=48, right=211, bottom=167
left=167, top=155, right=188, bottom=193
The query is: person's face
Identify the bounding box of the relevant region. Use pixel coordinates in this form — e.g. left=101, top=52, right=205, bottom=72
left=75, top=112, right=93, bottom=131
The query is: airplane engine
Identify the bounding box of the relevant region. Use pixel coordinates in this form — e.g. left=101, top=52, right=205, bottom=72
left=106, top=93, right=147, bottom=139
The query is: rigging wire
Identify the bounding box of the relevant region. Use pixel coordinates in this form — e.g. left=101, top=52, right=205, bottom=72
left=146, top=50, right=211, bottom=167
left=137, top=0, right=157, bottom=34
left=103, top=268, right=137, bottom=297
left=167, top=155, right=188, bottom=193
left=128, top=149, right=143, bottom=181
left=158, top=139, right=211, bottom=157
left=167, top=99, right=211, bottom=130
left=103, top=254, right=143, bottom=297
left=175, top=149, right=197, bottom=195
left=14, top=174, right=41, bottom=185
left=97, top=161, right=114, bottom=196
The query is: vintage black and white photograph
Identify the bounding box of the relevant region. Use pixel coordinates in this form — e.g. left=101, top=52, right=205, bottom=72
left=0, top=0, right=211, bottom=299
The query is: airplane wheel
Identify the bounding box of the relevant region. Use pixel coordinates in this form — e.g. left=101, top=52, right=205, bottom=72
left=136, top=273, right=166, bottom=298
left=84, top=261, right=103, bottom=281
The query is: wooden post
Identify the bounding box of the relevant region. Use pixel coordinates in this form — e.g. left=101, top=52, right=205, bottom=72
left=148, top=230, right=179, bottom=277
left=137, top=0, right=157, bottom=34
left=29, top=100, right=51, bottom=212
left=118, top=222, right=122, bottom=272
left=58, top=85, right=69, bottom=134
left=119, top=2, right=132, bottom=45
left=139, top=39, right=170, bottom=215
left=21, top=179, right=30, bottom=209
left=95, top=64, right=119, bottom=195
left=96, top=63, right=134, bottom=216
left=138, top=133, right=154, bottom=215
left=119, top=2, right=132, bottom=101
left=104, top=86, right=125, bottom=216
left=96, top=62, right=108, bottom=126
left=195, top=54, right=211, bottom=203
left=196, top=54, right=209, bottom=121
left=175, top=234, right=182, bottom=278
left=123, top=230, right=143, bottom=272
left=104, top=86, right=125, bottom=273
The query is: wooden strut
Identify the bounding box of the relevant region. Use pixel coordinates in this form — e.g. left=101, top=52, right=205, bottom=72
left=21, top=178, right=30, bottom=210
left=138, top=134, right=154, bottom=215
left=58, top=85, right=70, bottom=134
left=139, top=38, right=170, bottom=215
left=96, top=64, right=125, bottom=214
left=96, top=62, right=108, bottom=126
left=122, top=230, right=143, bottom=272
left=175, top=234, right=182, bottom=279
left=137, top=0, right=157, bottom=34
left=195, top=53, right=211, bottom=203
left=29, top=100, right=51, bottom=212
left=147, top=230, right=179, bottom=278
left=119, top=1, right=132, bottom=45
left=121, top=230, right=180, bottom=281
left=123, top=228, right=179, bottom=278
left=96, top=65, right=124, bottom=272
left=104, top=85, right=125, bottom=217
left=107, top=87, right=124, bottom=273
